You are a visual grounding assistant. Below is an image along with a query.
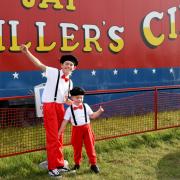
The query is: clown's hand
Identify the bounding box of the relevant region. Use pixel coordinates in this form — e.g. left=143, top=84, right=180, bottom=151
left=20, top=44, right=29, bottom=54
left=64, top=96, right=73, bottom=106
left=99, top=106, right=104, bottom=113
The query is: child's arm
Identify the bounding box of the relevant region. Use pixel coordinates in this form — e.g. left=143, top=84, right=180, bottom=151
left=20, top=44, right=46, bottom=71
left=58, top=120, right=69, bottom=137
left=89, top=106, right=104, bottom=119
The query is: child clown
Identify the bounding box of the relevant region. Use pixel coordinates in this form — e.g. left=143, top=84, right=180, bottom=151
left=58, top=87, right=104, bottom=173
left=20, top=44, right=78, bottom=177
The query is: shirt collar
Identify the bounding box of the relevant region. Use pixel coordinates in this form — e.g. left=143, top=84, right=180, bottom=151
left=60, top=69, right=70, bottom=78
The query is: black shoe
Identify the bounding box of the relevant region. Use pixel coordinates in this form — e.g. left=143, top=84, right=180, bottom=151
left=57, top=166, right=70, bottom=173
left=48, top=169, right=62, bottom=177
left=90, top=165, right=100, bottom=173
left=73, top=164, right=80, bottom=170
left=58, top=166, right=76, bottom=175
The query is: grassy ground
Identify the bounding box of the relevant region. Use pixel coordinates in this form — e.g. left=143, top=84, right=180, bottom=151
left=0, top=128, right=180, bottom=180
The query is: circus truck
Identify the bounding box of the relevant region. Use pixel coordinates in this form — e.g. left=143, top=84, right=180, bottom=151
left=0, top=0, right=180, bottom=110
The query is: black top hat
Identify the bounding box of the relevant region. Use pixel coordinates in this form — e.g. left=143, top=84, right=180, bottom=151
left=60, top=55, right=78, bottom=66
left=70, top=87, right=85, bottom=96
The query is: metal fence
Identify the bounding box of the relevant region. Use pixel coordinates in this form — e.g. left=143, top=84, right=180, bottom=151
left=0, top=85, right=180, bottom=158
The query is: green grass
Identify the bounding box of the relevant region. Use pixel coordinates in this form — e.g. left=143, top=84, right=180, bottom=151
left=0, top=128, right=180, bottom=180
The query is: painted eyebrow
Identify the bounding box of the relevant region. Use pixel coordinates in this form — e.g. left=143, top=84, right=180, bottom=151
left=65, top=62, right=74, bottom=65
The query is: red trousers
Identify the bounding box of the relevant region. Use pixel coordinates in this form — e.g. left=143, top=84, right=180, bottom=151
left=71, top=124, right=97, bottom=165
left=43, top=102, right=65, bottom=170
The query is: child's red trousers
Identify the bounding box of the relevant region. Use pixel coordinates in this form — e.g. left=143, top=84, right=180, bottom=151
left=43, top=102, right=65, bottom=170
left=71, top=124, right=97, bottom=165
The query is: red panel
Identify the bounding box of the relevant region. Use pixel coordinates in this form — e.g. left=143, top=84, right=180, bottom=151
left=0, top=0, right=180, bottom=71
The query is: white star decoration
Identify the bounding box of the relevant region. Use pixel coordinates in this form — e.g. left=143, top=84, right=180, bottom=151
left=133, top=69, right=138, bottom=74
left=113, top=69, right=118, bottom=75
left=169, top=68, right=174, bottom=73
left=91, top=70, right=96, bottom=76
left=41, top=72, right=46, bottom=78
left=152, top=69, right=156, bottom=74
left=12, top=72, right=19, bottom=79
left=11, top=68, right=175, bottom=81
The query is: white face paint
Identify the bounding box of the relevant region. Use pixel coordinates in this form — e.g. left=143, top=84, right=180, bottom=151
left=72, top=95, right=84, bottom=105
left=61, top=61, right=76, bottom=76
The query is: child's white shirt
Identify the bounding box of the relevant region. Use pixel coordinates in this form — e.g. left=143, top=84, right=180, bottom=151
left=64, top=103, right=93, bottom=126
left=42, top=67, right=73, bottom=103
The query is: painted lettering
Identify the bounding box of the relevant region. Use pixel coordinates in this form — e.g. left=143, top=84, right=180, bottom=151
left=59, top=23, right=79, bottom=51
left=21, top=0, right=76, bottom=11
left=82, top=24, right=102, bottom=52
left=142, top=11, right=164, bottom=47
left=35, top=22, right=56, bottom=51
left=108, top=26, right=125, bottom=53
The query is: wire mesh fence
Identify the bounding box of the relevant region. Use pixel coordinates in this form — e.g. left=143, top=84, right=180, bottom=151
left=0, top=86, right=180, bottom=158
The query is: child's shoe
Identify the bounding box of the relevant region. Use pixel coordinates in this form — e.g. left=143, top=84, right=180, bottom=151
left=57, top=166, right=70, bottom=173
left=90, top=165, right=100, bottom=173
left=48, top=168, right=62, bottom=177
left=58, top=166, right=76, bottom=175
left=73, top=164, right=80, bottom=170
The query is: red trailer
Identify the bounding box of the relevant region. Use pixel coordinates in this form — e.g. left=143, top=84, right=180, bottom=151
left=0, top=0, right=180, bottom=100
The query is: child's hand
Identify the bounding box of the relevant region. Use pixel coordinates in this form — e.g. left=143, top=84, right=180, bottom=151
left=99, top=106, right=104, bottom=112
left=20, top=44, right=28, bottom=53
left=64, top=95, right=73, bottom=105
left=65, top=99, right=73, bottom=106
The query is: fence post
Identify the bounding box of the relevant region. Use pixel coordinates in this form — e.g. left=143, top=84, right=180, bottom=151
left=154, top=88, right=158, bottom=130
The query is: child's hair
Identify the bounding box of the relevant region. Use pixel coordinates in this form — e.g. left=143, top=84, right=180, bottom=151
left=70, top=87, right=85, bottom=96
left=60, top=55, right=78, bottom=66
